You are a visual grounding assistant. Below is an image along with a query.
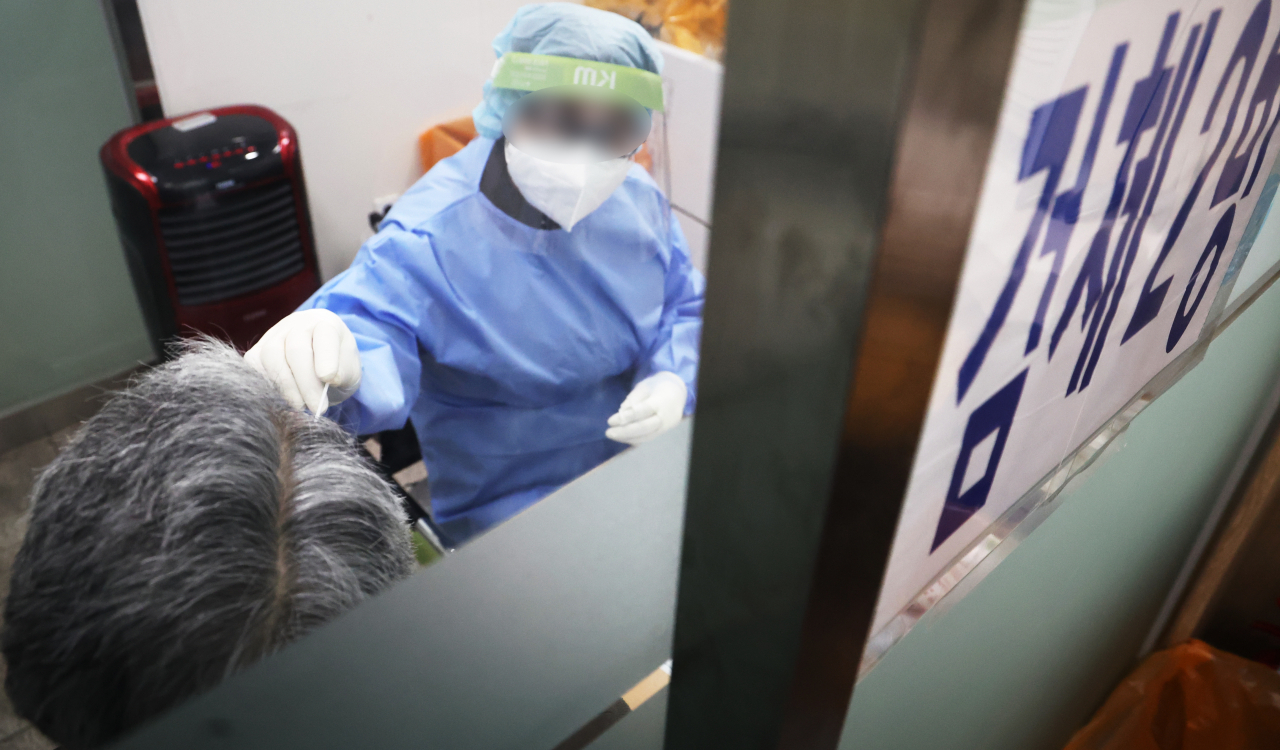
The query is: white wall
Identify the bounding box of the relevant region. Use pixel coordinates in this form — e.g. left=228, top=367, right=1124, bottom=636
left=138, top=0, right=722, bottom=279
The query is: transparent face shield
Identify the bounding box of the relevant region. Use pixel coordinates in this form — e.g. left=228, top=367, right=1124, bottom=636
left=491, top=52, right=672, bottom=235
left=492, top=51, right=665, bottom=151
left=504, top=88, right=652, bottom=161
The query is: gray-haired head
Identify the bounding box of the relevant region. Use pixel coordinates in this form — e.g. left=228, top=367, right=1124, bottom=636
left=2, top=339, right=414, bottom=749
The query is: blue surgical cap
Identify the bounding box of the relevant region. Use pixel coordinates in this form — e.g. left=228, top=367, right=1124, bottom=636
left=472, top=3, right=665, bottom=139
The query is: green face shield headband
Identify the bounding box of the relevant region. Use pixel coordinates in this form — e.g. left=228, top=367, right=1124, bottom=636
left=491, top=52, right=665, bottom=112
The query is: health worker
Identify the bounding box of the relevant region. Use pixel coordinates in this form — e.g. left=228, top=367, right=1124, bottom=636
left=245, top=3, right=705, bottom=545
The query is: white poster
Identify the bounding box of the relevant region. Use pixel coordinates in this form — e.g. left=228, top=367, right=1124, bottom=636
left=874, top=0, right=1280, bottom=637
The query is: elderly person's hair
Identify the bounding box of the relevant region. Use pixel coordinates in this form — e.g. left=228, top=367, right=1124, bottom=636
left=2, top=339, right=414, bottom=749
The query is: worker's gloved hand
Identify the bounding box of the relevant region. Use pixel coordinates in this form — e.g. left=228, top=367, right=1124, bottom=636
left=244, top=309, right=362, bottom=415
left=606, top=372, right=687, bottom=445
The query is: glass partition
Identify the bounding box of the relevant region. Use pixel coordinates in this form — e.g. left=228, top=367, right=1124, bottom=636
left=0, top=1, right=154, bottom=420
left=0, top=2, right=725, bottom=747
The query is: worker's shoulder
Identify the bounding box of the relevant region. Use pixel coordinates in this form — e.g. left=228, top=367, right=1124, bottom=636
left=381, top=138, right=492, bottom=232
left=618, top=164, right=671, bottom=211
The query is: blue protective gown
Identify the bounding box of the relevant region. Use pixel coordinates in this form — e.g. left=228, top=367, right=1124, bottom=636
left=302, top=137, right=704, bottom=543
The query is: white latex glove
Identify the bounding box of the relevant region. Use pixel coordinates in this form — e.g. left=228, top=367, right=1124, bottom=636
left=606, top=372, right=688, bottom=445
left=244, top=309, right=361, bottom=415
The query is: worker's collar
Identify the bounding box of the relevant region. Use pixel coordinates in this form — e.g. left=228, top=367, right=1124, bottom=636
left=481, top=136, right=561, bottom=231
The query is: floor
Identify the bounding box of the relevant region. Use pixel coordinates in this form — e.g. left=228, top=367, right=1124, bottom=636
left=0, top=431, right=71, bottom=750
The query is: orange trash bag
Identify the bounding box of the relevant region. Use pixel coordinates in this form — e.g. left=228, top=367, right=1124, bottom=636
left=1063, top=640, right=1280, bottom=750
left=418, top=116, right=477, bottom=175
left=586, top=0, right=726, bottom=60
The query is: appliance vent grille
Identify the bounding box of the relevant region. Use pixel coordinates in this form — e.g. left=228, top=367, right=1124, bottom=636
left=158, top=180, right=306, bottom=306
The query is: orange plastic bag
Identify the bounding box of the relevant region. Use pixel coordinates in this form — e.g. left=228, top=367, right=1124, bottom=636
left=586, top=0, right=726, bottom=60
left=659, top=0, right=726, bottom=59
left=418, top=116, right=477, bottom=175
left=1063, top=640, right=1280, bottom=750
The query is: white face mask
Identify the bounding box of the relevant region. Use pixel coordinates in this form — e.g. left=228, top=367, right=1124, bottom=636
left=504, top=140, right=631, bottom=231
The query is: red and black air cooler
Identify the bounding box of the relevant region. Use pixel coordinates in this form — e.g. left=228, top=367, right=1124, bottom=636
left=101, top=104, right=320, bottom=353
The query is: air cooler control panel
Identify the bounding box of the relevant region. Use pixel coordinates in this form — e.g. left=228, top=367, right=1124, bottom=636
left=125, top=112, right=287, bottom=201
